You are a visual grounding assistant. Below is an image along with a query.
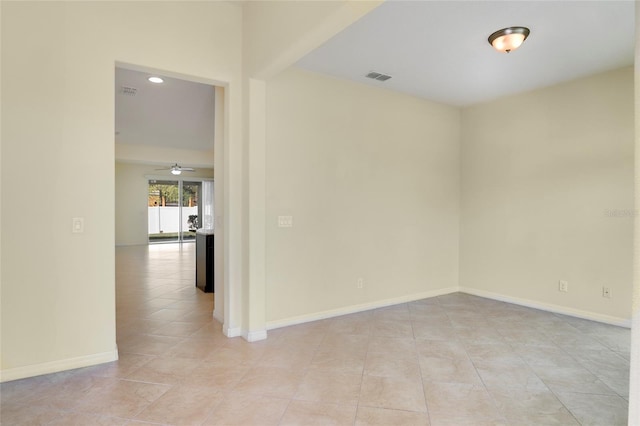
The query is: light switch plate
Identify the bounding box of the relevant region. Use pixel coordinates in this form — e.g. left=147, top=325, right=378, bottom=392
left=72, top=217, right=84, bottom=233
left=558, top=280, right=568, bottom=293
left=278, top=216, right=293, bottom=228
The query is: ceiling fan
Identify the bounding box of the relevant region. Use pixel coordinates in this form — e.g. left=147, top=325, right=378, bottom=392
left=156, top=163, right=195, bottom=175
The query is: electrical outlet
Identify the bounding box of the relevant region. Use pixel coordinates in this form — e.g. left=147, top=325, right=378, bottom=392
left=558, top=280, right=568, bottom=293
left=357, top=278, right=364, bottom=289
left=602, top=286, right=611, bottom=298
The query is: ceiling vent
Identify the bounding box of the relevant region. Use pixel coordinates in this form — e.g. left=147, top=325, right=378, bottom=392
left=365, top=71, right=392, bottom=82
left=120, top=86, right=138, bottom=96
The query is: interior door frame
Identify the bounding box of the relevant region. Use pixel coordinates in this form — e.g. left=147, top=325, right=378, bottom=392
left=115, top=61, right=233, bottom=337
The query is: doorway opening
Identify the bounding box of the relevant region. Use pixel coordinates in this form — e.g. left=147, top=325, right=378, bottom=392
left=115, top=61, right=227, bottom=335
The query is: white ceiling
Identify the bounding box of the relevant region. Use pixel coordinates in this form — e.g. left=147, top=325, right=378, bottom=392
left=114, top=2, right=634, bottom=147
left=115, top=68, right=215, bottom=151
left=296, top=0, right=635, bottom=106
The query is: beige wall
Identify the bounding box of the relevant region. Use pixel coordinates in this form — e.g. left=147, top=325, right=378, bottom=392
left=265, top=68, right=461, bottom=324
left=239, top=0, right=382, bottom=340
left=1, top=1, right=242, bottom=379
left=115, top=162, right=215, bottom=247
left=460, top=67, right=635, bottom=324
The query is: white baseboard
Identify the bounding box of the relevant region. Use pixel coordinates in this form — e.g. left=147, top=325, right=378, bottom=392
left=0, top=349, right=119, bottom=383
left=213, top=309, right=224, bottom=324
left=265, top=286, right=631, bottom=331
left=243, top=330, right=268, bottom=342
left=266, top=287, right=459, bottom=330
left=459, top=287, right=631, bottom=328
left=223, top=325, right=242, bottom=338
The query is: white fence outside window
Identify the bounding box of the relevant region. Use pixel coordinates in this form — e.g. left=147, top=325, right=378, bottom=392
left=148, top=206, right=199, bottom=234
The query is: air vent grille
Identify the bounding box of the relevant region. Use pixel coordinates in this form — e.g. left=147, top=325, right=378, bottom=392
left=365, top=71, right=392, bottom=82
left=120, top=86, right=137, bottom=96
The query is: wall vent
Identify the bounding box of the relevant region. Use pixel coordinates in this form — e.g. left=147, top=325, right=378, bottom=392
left=120, top=86, right=138, bottom=96
left=365, top=71, right=392, bottom=82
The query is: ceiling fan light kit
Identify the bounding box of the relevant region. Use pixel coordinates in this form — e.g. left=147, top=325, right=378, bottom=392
left=155, top=163, right=196, bottom=175
left=488, top=26, right=530, bottom=53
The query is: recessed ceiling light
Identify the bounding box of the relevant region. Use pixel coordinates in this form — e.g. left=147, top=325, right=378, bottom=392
left=488, top=27, right=530, bottom=53
left=148, top=76, right=164, bottom=84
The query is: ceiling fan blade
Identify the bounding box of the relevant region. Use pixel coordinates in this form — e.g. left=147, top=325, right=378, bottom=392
left=181, top=167, right=195, bottom=172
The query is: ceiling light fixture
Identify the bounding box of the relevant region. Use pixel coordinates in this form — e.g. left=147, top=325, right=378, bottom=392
left=148, top=76, right=164, bottom=84
left=156, top=163, right=195, bottom=174
left=488, top=27, right=530, bottom=53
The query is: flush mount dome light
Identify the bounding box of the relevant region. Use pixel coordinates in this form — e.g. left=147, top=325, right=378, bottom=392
left=488, top=27, right=530, bottom=53
left=148, top=76, right=164, bottom=84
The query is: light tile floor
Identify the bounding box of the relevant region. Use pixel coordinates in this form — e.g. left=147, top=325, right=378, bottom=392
left=0, top=243, right=631, bottom=425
